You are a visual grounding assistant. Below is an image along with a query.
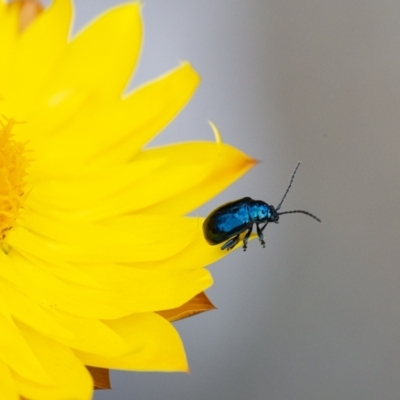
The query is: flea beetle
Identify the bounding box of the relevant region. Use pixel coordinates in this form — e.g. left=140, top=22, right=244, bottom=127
left=202, top=162, right=321, bottom=251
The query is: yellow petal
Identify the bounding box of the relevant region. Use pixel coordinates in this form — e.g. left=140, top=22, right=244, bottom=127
left=102, top=141, right=254, bottom=217
left=1, top=270, right=130, bottom=359
left=5, top=226, right=106, bottom=288
left=29, top=62, right=200, bottom=176
left=0, top=292, right=50, bottom=385
left=4, top=0, right=72, bottom=118
left=0, top=4, right=19, bottom=83
left=127, top=217, right=229, bottom=270
left=0, top=277, right=76, bottom=341
left=29, top=125, right=256, bottom=220
left=8, top=2, right=142, bottom=145
left=141, top=128, right=257, bottom=215
left=43, top=309, right=132, bottom=358
left=13, top=323, right=93, bottom=400
left=27, top=157, right=163, bottom=209
left=2, top=247, right=212, bottom=318
left=12, top=86, right=92, bottom=148
left=41, top=2, right=142, bottom=105
left=72, top=261, right=213, bottom=315
left=0, top=360, right=19, bottom=400
left=16, top=214, right=198, bottom=262
left=76, top=313, right=188, bottom=372
left=29, top=140, right=251, bottom=221
left=92, top=61, right=201, bottom=164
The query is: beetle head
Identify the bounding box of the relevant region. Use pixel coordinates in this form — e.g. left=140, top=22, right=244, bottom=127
left=268, top=205, right=280, bottom=223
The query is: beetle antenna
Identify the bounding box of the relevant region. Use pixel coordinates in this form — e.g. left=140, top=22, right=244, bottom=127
left=276, top=162, right=301, bottom=211
left=278, top=210, right=321, bottom=223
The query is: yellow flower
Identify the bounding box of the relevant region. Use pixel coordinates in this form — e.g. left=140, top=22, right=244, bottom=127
left=0, top=1, right=255, bottom=399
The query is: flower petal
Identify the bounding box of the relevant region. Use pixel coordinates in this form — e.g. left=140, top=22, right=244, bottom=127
left=27, top=157, right=163, bottom=209
left=4, top=0, right=72, bottom=118
left=0, top=288, right=50, bottom=385
left=9, top=2, right=142, bottom=147
left=29, top=140, right=252, bottom=221
left=5, top=225, right=106, bottom=288
left=141, top=130, right=257, bottom=215
left=76, top=313, right=188, bottom=372
left=1, top=268, right=132, bottom=359
left=28, top=62, right=200, bottom=176
left=0, top=4, right=19, bottom=84
left=43, top=309, right=132, bottom=358
left=103, top=141, right=255, bottom=217
left=0, top=360, right=19, bottom=400
left=124, top=217, right=233, bottom=270
left=2, top=246, right=212, bottom=318
left=41, top=2, right=142, bottom=104
left=92, top=61, right=201, bottom=164
left=157, top=292, right=216, bottom=322
left=12, top=323, right=93, bottom=400
left=0, top=277, right=76, bottom=341
left=16, top=214, right=199, bottom=262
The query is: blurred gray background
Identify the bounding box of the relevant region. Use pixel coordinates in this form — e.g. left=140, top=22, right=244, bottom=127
left=67, top=1, right=400, bottom=399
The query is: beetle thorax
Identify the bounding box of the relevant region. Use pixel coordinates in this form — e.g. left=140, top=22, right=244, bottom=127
left=248, top=200, right=279, bottom=223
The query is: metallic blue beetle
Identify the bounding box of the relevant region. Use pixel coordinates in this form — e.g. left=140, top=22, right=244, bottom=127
left=203, top=163, right=321, bottom=251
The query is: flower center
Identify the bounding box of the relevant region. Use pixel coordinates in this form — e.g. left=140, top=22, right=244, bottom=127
left=0, top=117, right=29, bottom=240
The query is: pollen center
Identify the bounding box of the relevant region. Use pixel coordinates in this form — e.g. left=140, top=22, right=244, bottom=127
left=0, top=118, right=28, bottom=239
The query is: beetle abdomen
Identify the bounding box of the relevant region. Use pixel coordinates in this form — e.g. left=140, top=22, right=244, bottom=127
left=203, top=198, right=252, bottom=245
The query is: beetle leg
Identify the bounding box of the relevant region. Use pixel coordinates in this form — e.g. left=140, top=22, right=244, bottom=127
left=221, top=235, right=240, bottom=251
left=242, top=226, right=253, bottom=251
left=260, top=222, right=268, bottom=232
left=256, top=223, right=266, bottom=248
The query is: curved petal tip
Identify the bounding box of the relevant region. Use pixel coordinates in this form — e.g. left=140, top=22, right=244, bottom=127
left=208, top=121, right=223, bottom=144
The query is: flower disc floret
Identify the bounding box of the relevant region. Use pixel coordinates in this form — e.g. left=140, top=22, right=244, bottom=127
left=0, top=118, right=28, bottom=239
